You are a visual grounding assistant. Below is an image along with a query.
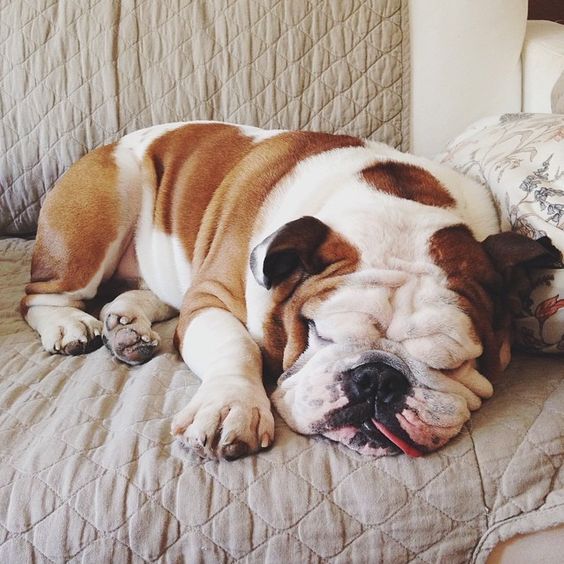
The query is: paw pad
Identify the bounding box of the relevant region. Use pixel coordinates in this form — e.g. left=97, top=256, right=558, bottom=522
left=103, top=315, right=160, bottom=365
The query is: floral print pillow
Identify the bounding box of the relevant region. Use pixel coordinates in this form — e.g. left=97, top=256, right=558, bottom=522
left=438, top=113, right=564, bottom=353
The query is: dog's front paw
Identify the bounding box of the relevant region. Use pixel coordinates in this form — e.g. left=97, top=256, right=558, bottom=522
left=40, top=310, right=103, bottom=356
left=171, top=379, right=275, bottom=460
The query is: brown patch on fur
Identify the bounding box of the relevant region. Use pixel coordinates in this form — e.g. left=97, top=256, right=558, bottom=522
left=362, top=162, right=456, bottom=207
left=261, top=230, right=361, bottom=376
left=146, top=124, right=256, bottom=261
left=429, top=225, right=507, bottom=378
left=23, top=144, right=129, bottom=308
left=174, top=131, right=364, bottom=351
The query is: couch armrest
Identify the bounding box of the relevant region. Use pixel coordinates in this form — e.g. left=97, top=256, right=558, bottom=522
left=522, top=20, right=564, bottom=112
left=408, top=0, right=527, bottom=157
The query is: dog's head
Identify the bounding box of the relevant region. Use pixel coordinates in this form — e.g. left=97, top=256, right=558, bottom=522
left=250, top=213, right=560, bottom=457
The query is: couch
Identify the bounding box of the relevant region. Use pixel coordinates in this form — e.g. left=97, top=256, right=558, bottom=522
left=0, top=1, right=563, bottom=562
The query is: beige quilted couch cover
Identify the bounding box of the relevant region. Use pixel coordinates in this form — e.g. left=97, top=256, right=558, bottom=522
left=2, top=1, right=564, bottom=561
left=1, top=240, right=564, bottom=562
left=0, top=0, right=409, bottom=235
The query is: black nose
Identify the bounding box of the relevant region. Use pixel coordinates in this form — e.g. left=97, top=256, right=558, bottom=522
left=349, top=362, right=409, bottom=404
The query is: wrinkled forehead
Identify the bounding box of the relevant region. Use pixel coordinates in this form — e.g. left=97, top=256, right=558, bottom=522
left=304, top=268, right=483, bottom=369
left=304, top=279, right=395, bottom=341
left=306, top=267, right=455, bottom=331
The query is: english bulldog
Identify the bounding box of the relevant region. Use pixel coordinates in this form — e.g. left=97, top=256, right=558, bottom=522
left=21, top=121, right=559, bottom=460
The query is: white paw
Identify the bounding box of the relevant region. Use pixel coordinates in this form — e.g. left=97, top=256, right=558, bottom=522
left=171, top=378, right=275, bottom=460
left=40, top=310, right=103, bottom=355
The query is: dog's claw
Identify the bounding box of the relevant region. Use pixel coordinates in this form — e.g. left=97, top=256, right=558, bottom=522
left=193, top=434, right=207, bottom=448
left=222, top=431, right=236, bottom=446
left=105, top=314, right=119, bottom=331
left=173, top=383, right=275, bottom=461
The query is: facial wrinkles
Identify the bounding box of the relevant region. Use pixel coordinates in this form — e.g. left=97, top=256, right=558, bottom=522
left=312, top=269, right=479, bottom=369
left=313, top=286, right=393, bottom=342
left=312, top=270, right=416, bottom=343
left=429, top=225, right=503, bottom=378
left=392, top=276, right=480, bottom=367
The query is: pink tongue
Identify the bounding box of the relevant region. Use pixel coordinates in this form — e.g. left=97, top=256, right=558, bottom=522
left=371, top=418, right=424, bottom=458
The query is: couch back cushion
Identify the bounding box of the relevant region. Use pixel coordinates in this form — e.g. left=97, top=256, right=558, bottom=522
left=0, top=0, right=410, bottom=235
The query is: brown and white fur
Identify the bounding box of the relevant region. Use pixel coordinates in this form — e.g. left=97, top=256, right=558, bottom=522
left=22, top=121, right=556, bottom=460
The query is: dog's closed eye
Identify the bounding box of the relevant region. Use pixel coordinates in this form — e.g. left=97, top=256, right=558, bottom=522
left=306, top=319, right=334, bottom=346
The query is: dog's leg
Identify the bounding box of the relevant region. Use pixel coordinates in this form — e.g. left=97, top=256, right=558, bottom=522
left=22, top=144, right=138, bottom=356
left=100, top=289, right=177, bottom=365
left=171, top=308, right=275, bottom=460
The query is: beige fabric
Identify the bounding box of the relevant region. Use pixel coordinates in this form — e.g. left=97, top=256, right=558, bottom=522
left=1, top=237, right=563, bottom=562
left=0, top=0, right=410, bottom=235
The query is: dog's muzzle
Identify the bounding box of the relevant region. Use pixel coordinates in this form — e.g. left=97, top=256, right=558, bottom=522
left=272, top=343, right=476, bottom=457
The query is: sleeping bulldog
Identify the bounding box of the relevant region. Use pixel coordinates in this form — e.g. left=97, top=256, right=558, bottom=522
left=21, top=122, right=560, bottom=459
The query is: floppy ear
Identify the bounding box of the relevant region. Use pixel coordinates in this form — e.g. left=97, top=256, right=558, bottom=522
left=479, top=232, right=562, bottom=375
left=482, top=232, right=563, bottom=271
left=250, top=216, right=330, bottom=289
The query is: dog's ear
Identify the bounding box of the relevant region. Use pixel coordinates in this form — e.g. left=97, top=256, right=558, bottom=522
left=482, top=232, right=563, bottom=272
left=250, top=216, right=331, bottom=290
left=479, top=233, right=562, bottom=376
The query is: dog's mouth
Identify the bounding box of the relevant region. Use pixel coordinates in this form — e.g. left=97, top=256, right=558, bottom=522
left=361, top=418, right=424, bottom=457
left=327, top=388, right=470, bottom=457
left=313, top=395, right=426, bottom=457
left=338, top=356, right=425, bottom=455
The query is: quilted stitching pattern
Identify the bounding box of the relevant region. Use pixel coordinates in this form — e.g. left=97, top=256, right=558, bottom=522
left=0, top=0, right=410, bottom=235
left=1, top=238, right=563, bottom=563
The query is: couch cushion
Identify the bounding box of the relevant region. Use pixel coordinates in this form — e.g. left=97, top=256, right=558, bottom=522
left=439, top=113, right=564, bottom=354
left=1, top=237, right=564, bottom=563
left=0, top=0, right=410, bottom=235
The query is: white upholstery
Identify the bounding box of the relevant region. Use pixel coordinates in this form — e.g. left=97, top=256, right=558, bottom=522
left=409, top=0, right=527, bottom=156
left=523, top=20, right=564, bottom=112
left=488, top=525, right=564, bottom=564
